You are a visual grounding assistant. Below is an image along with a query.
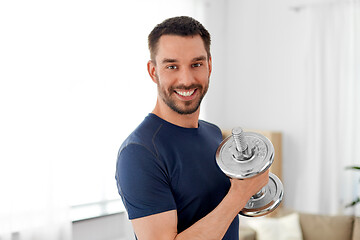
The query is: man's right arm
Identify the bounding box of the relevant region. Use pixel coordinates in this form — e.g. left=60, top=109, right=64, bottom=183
left=130, top=170, right=269, bottom=240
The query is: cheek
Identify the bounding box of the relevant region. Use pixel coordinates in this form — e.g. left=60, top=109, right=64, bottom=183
left=195, top=69, right=210, bottom=83
left=156, top=74, right=172, bottom=93
left=157, top=71, right=175, bottom=86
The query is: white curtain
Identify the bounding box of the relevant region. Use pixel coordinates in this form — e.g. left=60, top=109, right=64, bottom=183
left=299, top=0, right=360, bottom=215
left=0, top=0, right=73, bottom=238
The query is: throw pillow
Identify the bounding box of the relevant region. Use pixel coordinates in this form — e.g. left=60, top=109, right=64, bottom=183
left=245, top=213, right=303, bottom=240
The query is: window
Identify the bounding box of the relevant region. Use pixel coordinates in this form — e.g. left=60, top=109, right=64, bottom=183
left=0, top=0, right=205, bottom=222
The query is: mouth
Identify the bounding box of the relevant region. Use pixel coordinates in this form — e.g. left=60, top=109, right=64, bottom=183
left=171, top=85, right=202, bottom=101
left=175, top=89, right=196, bottom=97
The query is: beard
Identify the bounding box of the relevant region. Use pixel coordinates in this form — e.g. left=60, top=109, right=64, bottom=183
left=156, top=75, right=209, bottom=115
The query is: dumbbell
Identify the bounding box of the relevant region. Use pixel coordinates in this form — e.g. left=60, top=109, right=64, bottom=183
left=216, top=127, right=283, bottom=217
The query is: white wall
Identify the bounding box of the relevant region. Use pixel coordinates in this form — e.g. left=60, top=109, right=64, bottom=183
left=75, top=1, right=356, bottom=239
left=202, top=0, right=315, bottom=212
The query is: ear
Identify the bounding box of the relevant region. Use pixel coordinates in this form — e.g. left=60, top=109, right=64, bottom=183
left=147, top=60, right=157, bottom=84
left=208, top=56, right=212, bottom=78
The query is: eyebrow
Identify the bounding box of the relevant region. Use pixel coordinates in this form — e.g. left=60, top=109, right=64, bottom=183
left=161, top=58, right=178, bottom=64
left=161, top=55, right=207, bottom=64
left=192, top=56, right=207, bottom=62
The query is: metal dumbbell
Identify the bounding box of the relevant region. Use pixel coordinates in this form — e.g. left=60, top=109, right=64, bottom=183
left=216, top=127, right=283, bottom=217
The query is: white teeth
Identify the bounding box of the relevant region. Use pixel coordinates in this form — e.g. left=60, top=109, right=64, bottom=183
left=176, top=90, right=195, bottom=97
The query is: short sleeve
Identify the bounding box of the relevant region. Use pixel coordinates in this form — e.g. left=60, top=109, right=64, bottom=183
left=116, top=143, right=176, bottom=219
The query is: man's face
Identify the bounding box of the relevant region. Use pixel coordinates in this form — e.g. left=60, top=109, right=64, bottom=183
left=149, top=34, right=212, bottom=115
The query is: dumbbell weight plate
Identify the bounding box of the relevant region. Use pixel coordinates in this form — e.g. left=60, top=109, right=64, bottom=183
left=240, top=173, right=283, bottom=217
left=216, top=132, right=274, bottom=179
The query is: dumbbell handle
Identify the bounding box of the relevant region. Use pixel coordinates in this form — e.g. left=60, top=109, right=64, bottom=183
left=232, top=127, right=247, bottom=152
left=232, top=127, right=267, bottom=199
left=232, top=127, right=254, bottom=160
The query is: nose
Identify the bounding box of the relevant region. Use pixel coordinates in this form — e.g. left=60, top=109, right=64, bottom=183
left=177, top=68, right=195, bottom=87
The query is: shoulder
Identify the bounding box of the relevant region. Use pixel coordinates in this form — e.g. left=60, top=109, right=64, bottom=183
left=119, top=114, right=164, bottom=158
left=116, top=114, right=171, bottom=180
left=199, top=120, right=221, bottom=131
left=199, top=120, right=223, bottom=139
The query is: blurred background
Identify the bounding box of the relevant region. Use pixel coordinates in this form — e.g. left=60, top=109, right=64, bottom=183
left=0, top=0, right=359, bottom=239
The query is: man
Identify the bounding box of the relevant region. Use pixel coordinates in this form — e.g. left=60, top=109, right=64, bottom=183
left=116, top=16, right=268, bottom=240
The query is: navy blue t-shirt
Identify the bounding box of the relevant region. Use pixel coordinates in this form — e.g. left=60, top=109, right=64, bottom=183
left=115, top=113, right=239, bottom=239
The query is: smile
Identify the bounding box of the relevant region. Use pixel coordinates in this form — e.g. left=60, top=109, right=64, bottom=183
left=175, top=89, right=195, bottom=97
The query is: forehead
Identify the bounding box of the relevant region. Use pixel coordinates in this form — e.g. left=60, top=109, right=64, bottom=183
left=155, top=35, right=208, bottom=63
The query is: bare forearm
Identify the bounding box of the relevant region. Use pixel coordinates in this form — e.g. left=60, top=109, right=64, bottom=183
left=174, top=189, right=247, bottom=240
left=131, top=174, right=268, bottom=240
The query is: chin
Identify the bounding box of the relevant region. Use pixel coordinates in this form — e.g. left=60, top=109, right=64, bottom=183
left=171, top=103, right=201, bottom=115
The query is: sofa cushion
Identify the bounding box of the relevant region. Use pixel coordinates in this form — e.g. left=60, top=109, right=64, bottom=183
left=246, top=213, right=303, bottom=240
left=353, top=217, right=360, bottom=240
left=299, top=213, right=354, bottom=240
left=239, top=225, right=256, bottom=240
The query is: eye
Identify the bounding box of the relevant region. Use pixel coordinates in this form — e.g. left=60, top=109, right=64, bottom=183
left=192, top=63, right=202, bottom=68
left=167, top=65, right=178, bottom=70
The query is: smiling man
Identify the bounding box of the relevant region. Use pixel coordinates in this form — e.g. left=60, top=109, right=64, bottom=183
left=149, top=33, right=210, bottom=127
left=115, top=16, right=268, bottom=240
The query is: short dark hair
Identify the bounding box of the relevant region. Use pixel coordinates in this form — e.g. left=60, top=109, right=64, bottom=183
left=148, top=16, right=211, bottom=63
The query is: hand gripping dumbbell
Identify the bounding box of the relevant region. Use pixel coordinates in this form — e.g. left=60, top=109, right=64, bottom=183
left=216, top=127, right=283, bottom=217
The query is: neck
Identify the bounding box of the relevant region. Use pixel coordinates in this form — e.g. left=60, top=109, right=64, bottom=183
left=152, top=99, right=200, bottom=128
